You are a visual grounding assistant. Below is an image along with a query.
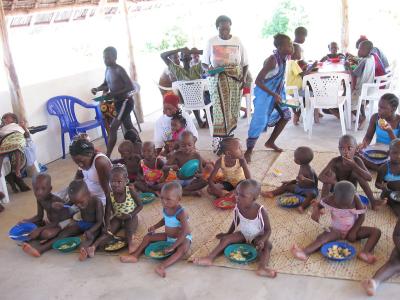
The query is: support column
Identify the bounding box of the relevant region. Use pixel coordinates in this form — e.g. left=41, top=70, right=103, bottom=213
left=341, top=0, right=349, bottom=53
left=0, top=1, right=26, bottom=121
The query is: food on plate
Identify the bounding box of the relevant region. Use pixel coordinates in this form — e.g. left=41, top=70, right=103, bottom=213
left=58, top=242, right=77, bottom=250
left=280, top=196, right=299, bottom=206
left=367, top=152, right=387, bottom=159
left=327, top=245, right=352, bottom=259
left=229, top=248, right=250, bottom=261
left=105, top=240, right=126, bottom=251
left=150, top=250, right=165, bottom=258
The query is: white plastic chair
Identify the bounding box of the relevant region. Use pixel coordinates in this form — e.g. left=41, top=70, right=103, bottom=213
left=302, top=72, right=352, bottom=137
left=354, top=72, right=394, bottom=131
left=172, top=79, right=213, bottom=136
left=285, top=85, right=307, bottom=132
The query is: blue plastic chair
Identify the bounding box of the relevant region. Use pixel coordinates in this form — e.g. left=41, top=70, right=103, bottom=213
left=46, top=95, right=108, bottom=158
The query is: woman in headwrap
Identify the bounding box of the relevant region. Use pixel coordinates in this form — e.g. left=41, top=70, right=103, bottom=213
left=70, top=139, right=112, bottom=206
left=154, top=92, right=198, bottom=154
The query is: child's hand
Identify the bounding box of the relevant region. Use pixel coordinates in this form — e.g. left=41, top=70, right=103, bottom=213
left=254, top=237, right=265, bottom=250
left=148, top=226, right=156, bottom=234
left=357, top=141, right=368, bottom=152
left=381, top=122, right=393, bottom=132
left=91, top=88, right=97, bottom=95
left=273, top=93, right=282, bottom=104
left=342, top=156, right=356, bottom=168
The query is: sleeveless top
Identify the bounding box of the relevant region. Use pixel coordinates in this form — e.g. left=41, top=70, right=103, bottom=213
left=376, top=119, right=400, bottom=144
left=82, top=153, right=111, bottom=205
left=220, top=155, right=246, bottom=187
left=384, top=161, right=400, bottom=182
left=110, top=186, right=136, bottom=217
left=234, top=205, right=265, bottom=243
left=163, top=206, right=186, bottom=228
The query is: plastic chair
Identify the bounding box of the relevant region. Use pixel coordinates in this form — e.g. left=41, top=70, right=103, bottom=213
left=47, top=95, right=108, bottom=159
left=172, top=79, right=213, bottom=136
left=302, top=73, right=351, bottom=137
left=354, top=72, right=394, bottom=131
left=285, top=85, right=307, bottom=132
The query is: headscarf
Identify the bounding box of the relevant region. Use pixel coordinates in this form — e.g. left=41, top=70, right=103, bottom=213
left=163, top=92, right=180, bottom=109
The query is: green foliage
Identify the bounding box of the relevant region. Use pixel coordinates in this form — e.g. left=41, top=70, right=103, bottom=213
left=144, top=26, right=188, bottom=53
left=261, top=0, right=309, bottom=39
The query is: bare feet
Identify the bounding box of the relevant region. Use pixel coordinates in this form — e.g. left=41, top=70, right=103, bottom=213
left=155, top=265, right=166, bottom=278
left=296, top=206, right=305, bottom=214
left=264, top=141, right=283, bottom=153
left=256, top=266, right=277, bottom=278
left=291, top=244, right=307, bottom=261
left=358, top=252, right=377, bottom=264
left=261, top=191, right=274, bottom=198
left=79, top=247, right=88, bottom=261
left=120, top=254, right=138, bottom=263
left=362, top=279, right=377, bottom=296
left=87, top=246, right=95, bottom=258
left=244, top=150, right=252, bottom=163
left=22, top=243, right=41, bottom=257
left=193, top=257, right=213, bottom=266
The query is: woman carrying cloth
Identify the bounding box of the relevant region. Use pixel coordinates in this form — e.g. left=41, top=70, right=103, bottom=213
left=202, top=15, right=248, bottom=153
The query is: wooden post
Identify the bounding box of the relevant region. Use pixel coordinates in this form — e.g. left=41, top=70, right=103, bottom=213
left=120, top=0, right=144, bottom=123
left=0, top=0, right=26, bottom=121
left=341, top=0, right=349, bottom=53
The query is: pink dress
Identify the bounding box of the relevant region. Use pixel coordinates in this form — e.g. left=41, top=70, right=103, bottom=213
left=320, top=200, right=366, bottom=237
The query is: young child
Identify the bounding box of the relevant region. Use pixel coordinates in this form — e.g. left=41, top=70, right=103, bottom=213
left=262, top=147, right=318, bottom=213
left=362, top=219, right=400, bottom=296
left=164, top=113, right=187, bottom=156
left=319, top=134, right=382, bottom=209
left=375, top=139, right=400, bottom=217
left=21, top=174, right=71, bottom=249
left=164, top=131, right=207, bottom=196
left=113, top=140, right=142, bottom=183
left=134, top=141, right=165, bottom=192
left=22, top=179, right=103, bottom=258
left=320, top=42, right=345, bottom=62
left=195, top=179, right=276, bottom=277
left=208, top=138, right=251, bottom=198
left=291, top=180, right=381, bottom=264
left=120, top=182, right=192, bottom=278
left=245, top=34, right=293, bottom=162
left=87, top=164, right=142, bottom=257
left=293, top=26, right=307, bottom=62
left=91, top=46, right=140, bottom=157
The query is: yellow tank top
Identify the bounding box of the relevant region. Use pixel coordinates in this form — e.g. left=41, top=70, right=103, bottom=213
left=111, top=186, right=136, bottom=217
left=220, top=155, right=246, bottom=187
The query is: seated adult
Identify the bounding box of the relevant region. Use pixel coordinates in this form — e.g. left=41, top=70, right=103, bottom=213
left=358, top=93, right=400, bottom=171
left=154, top=93, right=198, bottom=155
left=161, top=47, right=208, bottom=128
left=69, top=139, right=112, bottom=205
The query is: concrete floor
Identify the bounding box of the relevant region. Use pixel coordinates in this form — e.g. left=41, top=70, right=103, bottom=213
left=1, top=111, right=398, bottom=300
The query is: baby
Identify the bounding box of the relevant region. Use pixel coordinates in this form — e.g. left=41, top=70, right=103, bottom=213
left=165, top=112, right=187, bottom=156
left=263, top=146, right=318, bottom=213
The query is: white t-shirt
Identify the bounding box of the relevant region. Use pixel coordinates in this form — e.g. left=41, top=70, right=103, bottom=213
left=154, top=111, right=198, bottom=149
left=202, top=35, right=248, bottom=68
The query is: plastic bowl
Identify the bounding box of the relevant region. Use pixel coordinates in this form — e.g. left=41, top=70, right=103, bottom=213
left=359, top=195, right=369, bottom=206
left=179, top=159, right=200, bottom=179
left=9, top=222, right=37, bottom=241
left=224, top=243, right=257, bottom=264
left=277, top=193, right=304, bottom=208
left=104, top=238, right=127, bottom=252
left=213, top=194, right=236, bottom=209
left=321, top=241, right=356, bottom=261
left=139, top=192, right=156, bottom=205
left=328, top=57, right=341, bottom=63
left=52, top=237, right=81, bottom=253
left=145, top=241, right=175, bottom=260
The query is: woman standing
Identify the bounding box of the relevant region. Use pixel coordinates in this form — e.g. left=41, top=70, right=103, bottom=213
left=202, top=15, right=248, bottom=153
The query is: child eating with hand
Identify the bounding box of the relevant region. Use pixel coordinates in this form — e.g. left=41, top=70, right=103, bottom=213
left=263, top=146, right=318, bottom=213
left=208, top=137, right=251, bottom=198
left=292, top=180, right=381, bottom=264
left=120, top=182, right=192, bottom=278
left=195, top=179, right=276, bottom=278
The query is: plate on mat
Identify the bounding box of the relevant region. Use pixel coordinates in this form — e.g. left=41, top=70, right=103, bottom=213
left=145, top=241, right=174, bottom=260
left=224, top=243, right=257, bottom=264
left=9, top=222, right=37, bottom=241
left=179, top=159, right=200, bottom=179
left=277, top=193, right=304, bottom=208
left=52, top=237, right=81, bottom=253
left=104, top=238, right=127, bottom=252
left=321, top=241, right=356, bottom=261
left=139, top=192, right=156, bottom=205
left=213, top=194, right=236, bottom=209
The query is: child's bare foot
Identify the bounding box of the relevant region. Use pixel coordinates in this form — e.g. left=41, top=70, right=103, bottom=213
left=362, top=279, right=377, bottom=296
left=291, top=244, right=307, bottom=261
left=244, top=150, right=252, bottom=163
left=358, top=252, right=377, bottom=264
left=120, top=254, right=138, bottom=263
left=155, top=265, right=166, bottom=278
left=193, top=257, right=213, bottom=266
left=79, top=247, right=88, bottom=261
left=264, top=141, right=283, bottom=152
left=22, top=243, right=41, bottom=257
left=87, top=246, right=95, bottom=258
left=256, top=266, right=277, bottom=278
left=261, top=191, right=274, bottom=198
left=297, top=206, right=305, bottom=214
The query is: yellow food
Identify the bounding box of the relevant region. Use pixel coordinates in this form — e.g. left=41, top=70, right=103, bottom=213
left=368, top=152, right=387, bottom=159
left=229, top=248, right=250, bottom=261
left=378, top=118, right=387, bottom=127
left=59, top=242, right=76, bottom=250
left=105, top=241, right=126, bottom=251
left=280, top=196, right=299, bottom=205
left=150, top=250, right=165, bottom=258
left=327, top=245, right=351, bottom=259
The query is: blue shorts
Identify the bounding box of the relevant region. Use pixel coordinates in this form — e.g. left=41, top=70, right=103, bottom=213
left=294, top=185, right=318, bottom=197
left=77, top=220, right=95, bottom=231
left=167, top=234, right=193, bottom=243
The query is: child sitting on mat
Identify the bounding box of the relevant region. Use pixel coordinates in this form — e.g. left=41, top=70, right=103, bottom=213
left=208, top=137, right=251, bottom=198
left=120, top=182, right=192, bottom=278
left=292, top=180, right=381, bottom=264
left=262, top=146, right=318, bottom=213
left=163, top=131, right=207, bottom=196
left=195, top=179, right=276, bottom=278
left=375, top=139, right=400, bottom=217
left=113, top=140, right=142, bottom=183
left=319, top=135, right=383, bottom=209
left=362, top=218, right=400, bottom=296
left=87, top=164, right=142, bottom=257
